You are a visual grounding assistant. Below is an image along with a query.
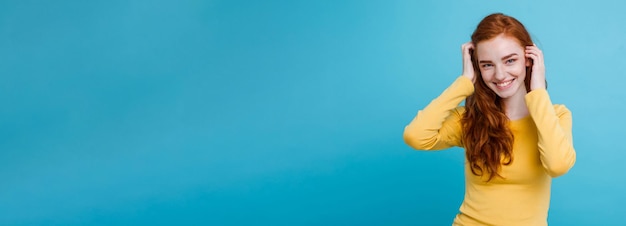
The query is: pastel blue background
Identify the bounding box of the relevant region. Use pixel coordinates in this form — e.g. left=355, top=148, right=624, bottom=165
left=1, top=0, right=624, bottom=225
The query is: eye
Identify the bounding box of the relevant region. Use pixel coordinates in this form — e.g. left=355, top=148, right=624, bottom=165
left=505, top=58, right=516, bottom=64
left=481, top=63, right=493, bottom=69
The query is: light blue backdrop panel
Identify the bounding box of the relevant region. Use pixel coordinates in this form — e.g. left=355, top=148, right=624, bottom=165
left=1, top=0, right=625, bottom=225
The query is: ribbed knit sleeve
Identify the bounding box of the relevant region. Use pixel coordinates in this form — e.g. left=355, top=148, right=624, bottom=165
left=525, top=89, right=576, bottom=177
left=403, top=76, right=474, bottom=150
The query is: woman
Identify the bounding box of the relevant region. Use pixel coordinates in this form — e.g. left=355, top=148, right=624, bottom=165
left=403, top=13, right=576, bottom=225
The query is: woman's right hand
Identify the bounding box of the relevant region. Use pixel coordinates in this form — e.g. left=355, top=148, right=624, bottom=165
left=461, top=42, right=475, bottom=82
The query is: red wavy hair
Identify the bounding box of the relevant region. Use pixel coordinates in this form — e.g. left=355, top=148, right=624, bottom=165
left=461, top=13, right=534, bottom=181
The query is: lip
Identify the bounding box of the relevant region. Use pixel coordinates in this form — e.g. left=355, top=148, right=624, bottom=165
left=494, top=78, right=515, bottom=90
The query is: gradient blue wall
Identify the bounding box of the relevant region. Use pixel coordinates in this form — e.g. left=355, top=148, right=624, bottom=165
left=1, top=0, right=625, bottom=225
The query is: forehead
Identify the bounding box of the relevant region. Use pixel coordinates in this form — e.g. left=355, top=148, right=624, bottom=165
left=476, top=34, right=524, bottom=59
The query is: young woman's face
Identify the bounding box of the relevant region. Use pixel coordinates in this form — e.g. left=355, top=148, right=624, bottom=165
left=476, top=34, right=530, bottom=99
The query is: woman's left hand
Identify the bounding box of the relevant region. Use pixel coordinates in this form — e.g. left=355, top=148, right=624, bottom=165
left=525, top=44, right=546, bottom=90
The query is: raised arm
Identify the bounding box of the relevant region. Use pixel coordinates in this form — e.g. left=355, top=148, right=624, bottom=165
left=524, top=45, right=576, bottom=177
left=525, top=90, right=576, bottom=177
left=404, top=42, right=476, bottom=150
left=403, top=76, right=473, bottom=150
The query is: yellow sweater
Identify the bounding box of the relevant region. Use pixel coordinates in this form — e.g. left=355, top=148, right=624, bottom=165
left=403, top=76, right=576, bottom=226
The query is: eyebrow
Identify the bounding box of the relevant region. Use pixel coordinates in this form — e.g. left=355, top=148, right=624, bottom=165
left=478, top=53, right=518, bottom=64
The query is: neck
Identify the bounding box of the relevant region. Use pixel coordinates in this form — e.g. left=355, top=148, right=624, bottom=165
left=502, top=87, right=529, bottom=120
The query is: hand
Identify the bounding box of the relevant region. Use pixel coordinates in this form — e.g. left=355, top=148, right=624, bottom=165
left=525, top=44, right=546, bottom=90
left=461, top=42, right=476, bottom=82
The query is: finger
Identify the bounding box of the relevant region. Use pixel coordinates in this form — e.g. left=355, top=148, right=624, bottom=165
left=525, top=45, right=540, bottom=49
left=525, top=51, right=539, bottom=56
left=525, top=48, right=543, bottom=59
left=462, top=43, right=473, bottom=57
left=526, top=47, right=543, bottom=56
left=525, top=54, right=539, bottom=63
left=525, top=46, right=539, bottom=53
left=462, top=42, right=471, bottom=51
left=525, top=46, right=543, bottom=55
left=525, top=50, right=538, bottom=56
left=525, top=52, right=538, bottom=62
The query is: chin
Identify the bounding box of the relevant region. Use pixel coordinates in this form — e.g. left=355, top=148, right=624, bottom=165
left=494, top=91, right=515, bottom=99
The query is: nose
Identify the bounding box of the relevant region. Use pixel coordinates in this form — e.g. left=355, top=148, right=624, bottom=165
left=494, top=65, right=506, bottom=80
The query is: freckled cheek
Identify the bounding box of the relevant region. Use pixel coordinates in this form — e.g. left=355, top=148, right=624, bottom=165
left=508, top=64, right=526, bottom=77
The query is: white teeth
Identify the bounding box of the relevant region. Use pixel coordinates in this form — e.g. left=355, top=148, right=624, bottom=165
left=496, top=80, right=513, bottom=87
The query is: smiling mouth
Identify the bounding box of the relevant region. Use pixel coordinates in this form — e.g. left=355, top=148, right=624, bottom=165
left=495, top=79, right=515, bottom=89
